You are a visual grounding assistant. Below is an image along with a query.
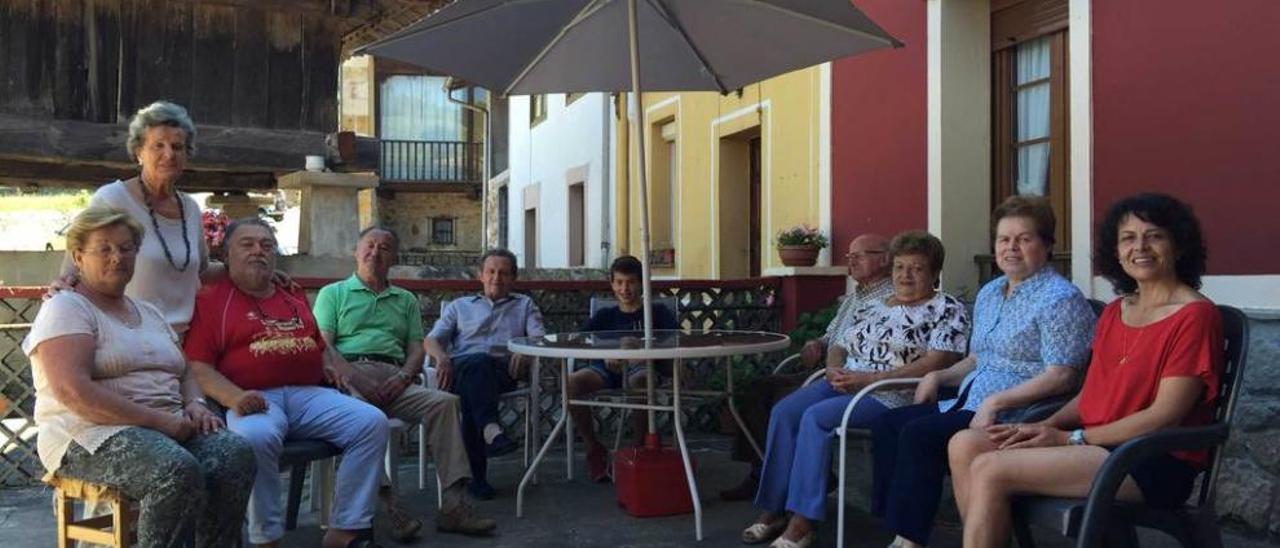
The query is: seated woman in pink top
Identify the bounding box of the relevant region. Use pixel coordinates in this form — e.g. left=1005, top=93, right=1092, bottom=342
left=948, top=193, right=1223, bottom=548
left=24, top=206, right=254, bottom=547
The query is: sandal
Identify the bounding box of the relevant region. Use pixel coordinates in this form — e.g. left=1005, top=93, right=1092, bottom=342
left=741, top=519, right=787, bottom=544
left=768, top=531, right=816, bottom=548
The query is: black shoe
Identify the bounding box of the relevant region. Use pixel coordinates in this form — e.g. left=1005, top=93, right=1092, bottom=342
left=719, top=473, right=759, bottom=501
left=485, top=433, right=518, bottom=457
left=468, top=478, right=496, bottom=500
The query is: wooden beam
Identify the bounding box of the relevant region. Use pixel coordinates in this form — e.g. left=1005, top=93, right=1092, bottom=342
left=0, top=113, right=329, bottom=172
left=0, top=156, right=276, bottom=191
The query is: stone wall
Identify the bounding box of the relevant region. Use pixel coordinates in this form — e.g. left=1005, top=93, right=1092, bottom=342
left=378, top=191, right=482, bottom=253
left=1216, top=315, right=1280, bottom=539
left=0, top=251, right=62, bottom=286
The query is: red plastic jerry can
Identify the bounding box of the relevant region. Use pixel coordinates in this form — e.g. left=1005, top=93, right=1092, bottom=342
left=613, top=434, right=698, bottom=517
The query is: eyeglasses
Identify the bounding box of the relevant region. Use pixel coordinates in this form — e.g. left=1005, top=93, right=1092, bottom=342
left=81, top=245, right=138, bottom=259
left=845, top=250, right=886, bottom=261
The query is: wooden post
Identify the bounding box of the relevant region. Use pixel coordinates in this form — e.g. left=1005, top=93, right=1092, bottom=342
left=55, top=490, right=71, bottom=548
left=112, top=497, right=130, bottom=547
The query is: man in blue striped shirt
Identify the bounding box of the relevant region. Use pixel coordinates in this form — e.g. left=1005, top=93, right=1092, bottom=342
left=425, top=249, right=544, bottom=498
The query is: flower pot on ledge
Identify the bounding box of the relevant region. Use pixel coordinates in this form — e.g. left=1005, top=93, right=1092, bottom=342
left=778, top=245, right=820, bottom=267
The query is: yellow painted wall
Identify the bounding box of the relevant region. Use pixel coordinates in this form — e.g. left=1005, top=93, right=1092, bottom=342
left=613, top=66, right=825, bottom=279
left=339, top=55, right=376, bottom=136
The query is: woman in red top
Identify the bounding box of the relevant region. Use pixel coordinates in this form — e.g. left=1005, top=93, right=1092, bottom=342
left=946, top=193, right=1223, bottom=548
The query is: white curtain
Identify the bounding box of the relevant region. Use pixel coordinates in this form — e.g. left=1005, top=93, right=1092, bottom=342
left=380, top=76, right=467, bottom=180
left=380, top=75, right=465, bottom=140
left=1015, top=36, right=1051, bottom=196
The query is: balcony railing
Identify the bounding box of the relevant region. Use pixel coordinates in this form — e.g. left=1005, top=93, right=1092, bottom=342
left=379, top=139, right=483, bottom=184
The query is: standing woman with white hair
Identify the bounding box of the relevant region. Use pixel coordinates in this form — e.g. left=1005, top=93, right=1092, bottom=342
left=51, top=101, right=288, bottom=334
left=50, top=101, right=210, bottom=334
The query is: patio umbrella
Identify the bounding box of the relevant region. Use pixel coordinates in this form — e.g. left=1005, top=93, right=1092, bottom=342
left=358, top=0, right=901, bottom=341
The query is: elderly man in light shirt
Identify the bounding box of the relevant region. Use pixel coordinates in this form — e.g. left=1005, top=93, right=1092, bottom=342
left=313, top=227, right=495, bottom=540
left=720, top=233, right=894, bottom=501
left=425, top=248, right=544, bottom=499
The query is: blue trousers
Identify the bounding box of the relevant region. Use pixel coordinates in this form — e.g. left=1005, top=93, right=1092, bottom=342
left=754, top=379, right=889, bottom=521
left=869, top=403, right=975, bottom=545
left=450, top=353, right=516, bottom=485
left=227, top=386, right=388, bottom=544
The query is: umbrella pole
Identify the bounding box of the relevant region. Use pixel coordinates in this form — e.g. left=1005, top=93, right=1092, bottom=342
left=626, top=0, right=658, bottom=440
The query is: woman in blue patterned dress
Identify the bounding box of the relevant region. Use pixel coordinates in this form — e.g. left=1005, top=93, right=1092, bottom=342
left=867, top=196, right=1097, bottom=548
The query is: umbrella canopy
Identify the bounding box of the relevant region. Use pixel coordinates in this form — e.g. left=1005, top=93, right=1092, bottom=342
left=361, top=0, right=901, bottom=96
left=361, top=4, right=899, bottom=539
left=359, top=0, right=900, bottom=344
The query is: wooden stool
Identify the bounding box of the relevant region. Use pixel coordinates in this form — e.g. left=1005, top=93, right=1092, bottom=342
left=45, top=475, right=138, bottom=547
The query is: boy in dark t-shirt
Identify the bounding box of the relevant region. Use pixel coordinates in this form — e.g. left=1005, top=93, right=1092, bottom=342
left=569, top=256, right=678, bottom=482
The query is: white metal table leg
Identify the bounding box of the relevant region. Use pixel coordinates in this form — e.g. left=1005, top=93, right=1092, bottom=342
left=670, top=358, right=702, bottom=541
left=517, top=358, right=569, bottom=518
left=724, top=357, right=764, bottom=460
left=564, top=357, right=574, bottom=480
left=530, top=357, right=541, bottom=484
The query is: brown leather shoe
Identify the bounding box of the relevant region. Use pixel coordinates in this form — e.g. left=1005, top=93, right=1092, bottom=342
left=385, top=499, right=422, bottom=542
left=436, top=497, right=497, bottom=536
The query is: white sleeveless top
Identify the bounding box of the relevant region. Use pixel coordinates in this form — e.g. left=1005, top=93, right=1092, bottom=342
left=22, top=292, right=190, bottom=475
left=89, top=180, right=204, bottom=333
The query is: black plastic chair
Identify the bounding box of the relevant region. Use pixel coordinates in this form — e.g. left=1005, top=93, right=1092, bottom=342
left=1012, top=304, right=1249, bottom=548
left=280, top=439, right=341, bottom=531
left=208, top=401, right=341, bottom=531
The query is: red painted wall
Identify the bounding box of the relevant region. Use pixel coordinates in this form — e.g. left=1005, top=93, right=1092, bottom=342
left=830, top=0, right=927, bottom=255
left=1092, top=1, right=1280, bottom=274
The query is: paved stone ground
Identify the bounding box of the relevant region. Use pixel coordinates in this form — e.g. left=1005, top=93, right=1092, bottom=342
left=0, top=436, right=1275, bottom=547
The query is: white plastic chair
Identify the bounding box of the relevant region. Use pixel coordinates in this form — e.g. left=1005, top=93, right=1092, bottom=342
left=310, top=415, right=445, bottom=524
left=425, top=299, right=538, bottom=471
left=388, top=417, right=443, bottom=508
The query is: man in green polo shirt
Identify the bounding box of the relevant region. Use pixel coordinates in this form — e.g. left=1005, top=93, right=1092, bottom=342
left=314, top=226, right=495, bottom=541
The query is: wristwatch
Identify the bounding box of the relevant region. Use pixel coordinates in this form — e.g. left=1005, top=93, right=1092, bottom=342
left=1068, top=428, right=1088, bottom=446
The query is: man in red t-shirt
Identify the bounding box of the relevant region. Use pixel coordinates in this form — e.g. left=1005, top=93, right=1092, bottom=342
left=185, top=219, right=387, bottom=548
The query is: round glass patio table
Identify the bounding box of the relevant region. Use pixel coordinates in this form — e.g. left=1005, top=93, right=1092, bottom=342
left=509, top=329, right=790, bottom=541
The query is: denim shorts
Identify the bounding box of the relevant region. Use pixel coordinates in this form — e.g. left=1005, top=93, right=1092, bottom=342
left=585, top=360, right=653, bottom=390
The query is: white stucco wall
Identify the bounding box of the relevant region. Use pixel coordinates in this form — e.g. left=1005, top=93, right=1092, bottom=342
left=508, top=93, right=614, bottom=269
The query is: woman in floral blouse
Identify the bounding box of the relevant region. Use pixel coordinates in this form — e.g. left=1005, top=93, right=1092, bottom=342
left=743, top=231, right=970, bottom=548
left=868, top=195, right=1097, bottom=548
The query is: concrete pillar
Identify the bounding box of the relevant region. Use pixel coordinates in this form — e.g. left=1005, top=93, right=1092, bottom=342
left=927, top=0, right=991, bottom=298
left=278, top=171, right=378, bottom=258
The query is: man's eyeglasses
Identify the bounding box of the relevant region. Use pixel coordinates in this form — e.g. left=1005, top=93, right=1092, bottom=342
left=845, top=250, right=886, bottom=261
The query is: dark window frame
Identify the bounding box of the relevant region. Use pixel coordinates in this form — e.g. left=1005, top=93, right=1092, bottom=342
left=430, top=217, right=456, bottom=245
left=991, top=12, right=1070, bottom=249
left=529, top=94, right=547, bottom=127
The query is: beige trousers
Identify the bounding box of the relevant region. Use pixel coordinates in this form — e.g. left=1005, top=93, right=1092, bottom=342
left=348, top=359, right=471, bottom=489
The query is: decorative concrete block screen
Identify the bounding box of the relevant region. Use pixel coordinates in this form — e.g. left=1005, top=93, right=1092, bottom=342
left=0, top=279, right=785, bottom=486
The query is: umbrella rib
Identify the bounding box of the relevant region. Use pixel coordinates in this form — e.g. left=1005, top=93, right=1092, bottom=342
left=644, top=0, right=730, bottom=94
left=736, top=0, right=903, bottom=48
left=503, top=0, right=612, bottom=96
left=360, top=0, right=545, bottom=54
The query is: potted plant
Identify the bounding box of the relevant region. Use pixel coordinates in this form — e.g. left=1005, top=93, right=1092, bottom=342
left=774, top=224, right=829, bottom=267
left=202, top=209, right=230, bottom=262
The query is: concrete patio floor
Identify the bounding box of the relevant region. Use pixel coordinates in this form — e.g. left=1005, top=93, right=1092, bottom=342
left=0, top=435, right=1274, bottom=547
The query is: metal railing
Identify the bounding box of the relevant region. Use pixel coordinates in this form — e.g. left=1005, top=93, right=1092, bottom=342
left=379, top=139, right=483, bottom=183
